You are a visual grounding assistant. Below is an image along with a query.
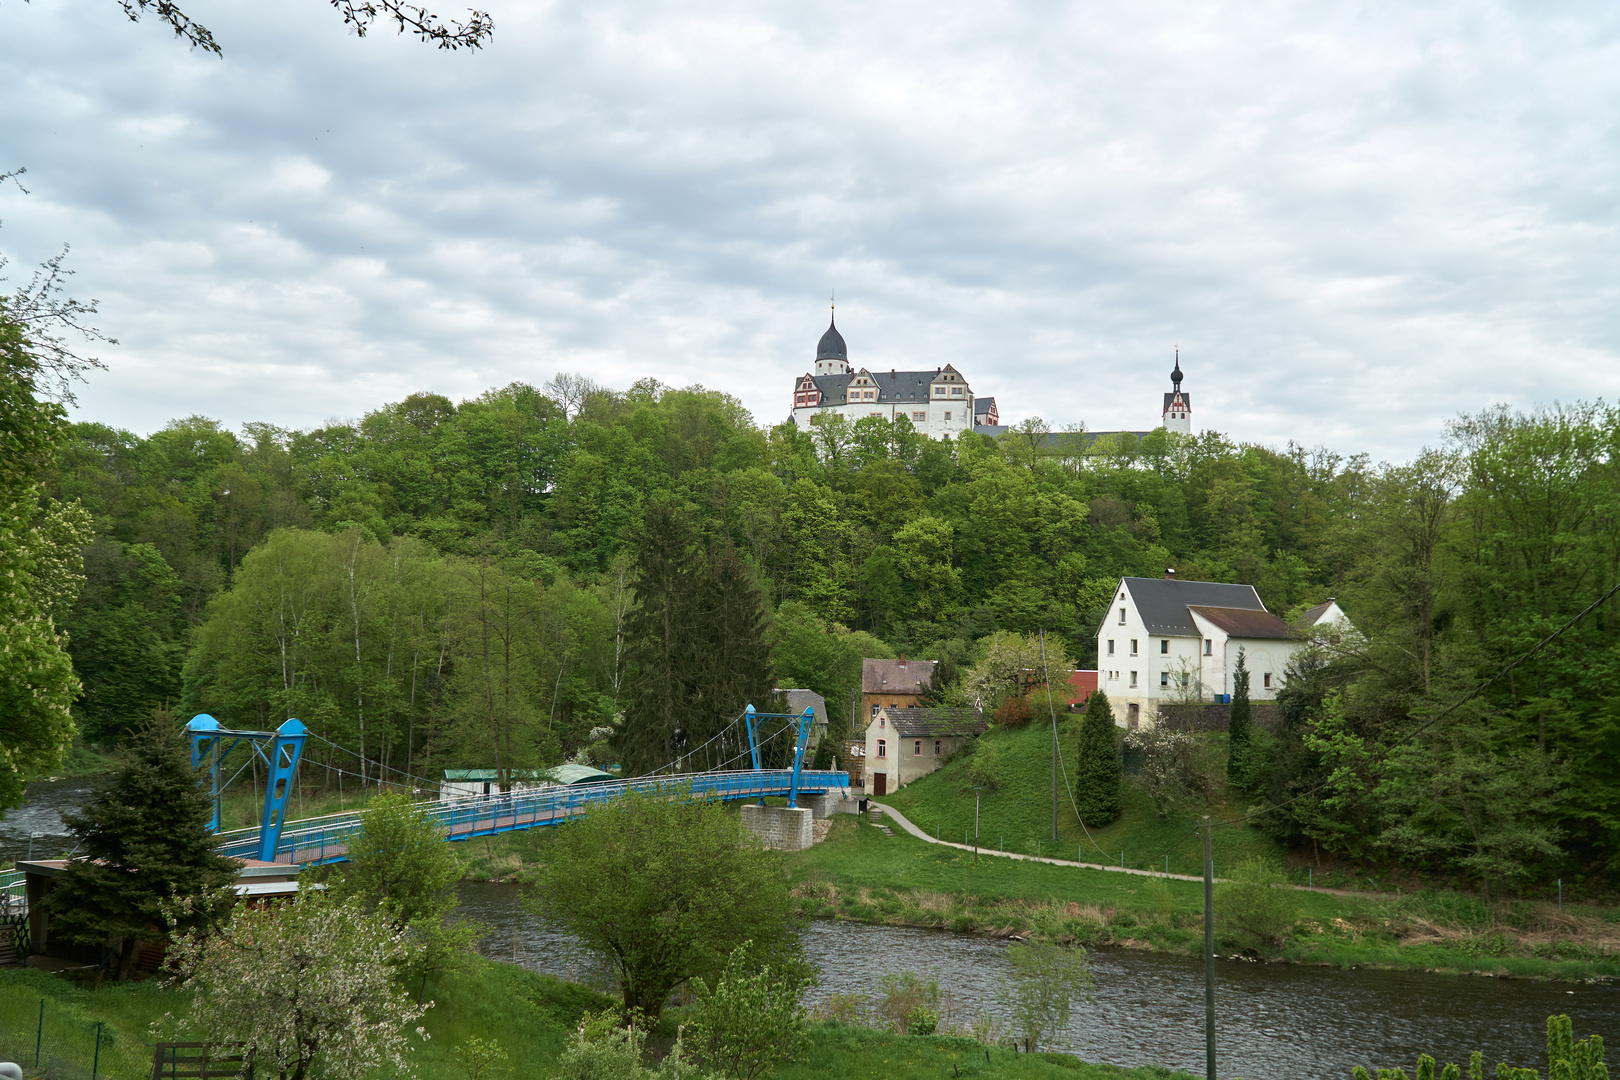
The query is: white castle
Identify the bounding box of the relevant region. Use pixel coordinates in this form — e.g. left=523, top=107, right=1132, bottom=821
left=788, top=312, right=999, bottom=438
left=788, top=310, right=1194, bottom=437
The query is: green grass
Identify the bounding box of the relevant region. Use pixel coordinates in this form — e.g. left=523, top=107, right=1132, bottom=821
left=779, top=1024, right=1197, bottom=1080
left=880, top=721, right=1278, bottom=877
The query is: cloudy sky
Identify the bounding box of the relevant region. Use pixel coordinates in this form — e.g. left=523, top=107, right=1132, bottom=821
left=3, top=0, right=1618, bottom=461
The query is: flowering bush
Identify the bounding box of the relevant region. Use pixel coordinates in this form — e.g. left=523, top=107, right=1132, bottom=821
left=1123, top=727, right=1212, bottom=817
left=164, top=888, right=430, bottom=1080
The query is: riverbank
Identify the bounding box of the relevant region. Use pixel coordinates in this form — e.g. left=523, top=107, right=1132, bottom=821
left=0, top=956, right=1201, bottom=1080
left=788, top=815, right=1620, bottom=983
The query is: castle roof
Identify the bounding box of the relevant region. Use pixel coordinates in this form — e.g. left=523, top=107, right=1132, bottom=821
left=816, top=317, right=847, bottom=361
left=1163, top=391, right=1192, bottom=410
left=809, top=368, right=970, bottom=406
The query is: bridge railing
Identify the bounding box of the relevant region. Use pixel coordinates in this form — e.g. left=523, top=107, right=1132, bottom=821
left=214, top=769, right=850, bottom=864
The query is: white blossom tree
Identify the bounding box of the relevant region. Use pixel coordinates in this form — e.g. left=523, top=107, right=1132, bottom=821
left=166, top=888, right=430, bottom=1080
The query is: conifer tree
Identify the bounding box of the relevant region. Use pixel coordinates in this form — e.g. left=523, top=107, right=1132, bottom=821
left=615, top=503, right=775, bottom=775
left=1075, top=688, right=1122, bottom=825
left=1227, top=647, right=1253, bottom=788
left=47, top=708, right=239, bottom=978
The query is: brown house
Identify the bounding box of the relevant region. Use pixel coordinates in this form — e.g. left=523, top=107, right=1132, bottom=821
left=860, top=656, right=937, bottom=721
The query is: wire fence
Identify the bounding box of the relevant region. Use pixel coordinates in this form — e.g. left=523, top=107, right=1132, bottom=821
left=0, top=992, right=153, bottom=1079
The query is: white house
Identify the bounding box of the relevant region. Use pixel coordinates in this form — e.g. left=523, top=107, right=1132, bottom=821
left=1096, top=573, right=1322, bottom=729
left=789, top=312, right=1000, bottom=438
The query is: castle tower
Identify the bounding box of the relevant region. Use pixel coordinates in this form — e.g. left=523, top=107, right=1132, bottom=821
left=814, top=311, right=850, bottom=376
left=1162, top=351, right=1191, bottom=434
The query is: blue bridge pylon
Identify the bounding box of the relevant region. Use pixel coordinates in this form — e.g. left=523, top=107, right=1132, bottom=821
left=186, top=714, right=308, bottom=862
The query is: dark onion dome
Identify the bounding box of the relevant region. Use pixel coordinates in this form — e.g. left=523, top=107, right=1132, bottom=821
left=1171, top=356, right=1183, bottom=387
left=816, top=316, right=848, bottom=361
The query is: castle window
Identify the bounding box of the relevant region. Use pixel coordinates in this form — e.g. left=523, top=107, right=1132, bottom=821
left=951, top=387, right=964, bottom=396
left=1107, top=639, right=1115, bottom=655
left=944, top=412, right=951, bottom=420
left=1160, top=671, right=1169, bottom=686
left=1130, top=640, right=1138, bottom=655
left=934, top=387, right=945, bottom=397
left=912, top=411, right=926, bottom=421
left=1130, top=671, right=1138, bottom=688
left=1160, top=640, right=1169, bottom=654
left=1204, top=639, right=1213, bottom=655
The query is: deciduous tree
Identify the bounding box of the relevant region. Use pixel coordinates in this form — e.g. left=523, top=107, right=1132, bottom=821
left=524, top=789, right=802, bottom=1023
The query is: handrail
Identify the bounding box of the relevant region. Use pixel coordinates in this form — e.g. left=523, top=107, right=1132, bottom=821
left=215, top=768, right=849, bottom=864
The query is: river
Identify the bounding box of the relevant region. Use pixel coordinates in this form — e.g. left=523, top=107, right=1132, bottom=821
left=456, top=880, right=1620, bottom=1080
left=0, top=776, right=93, bottom=865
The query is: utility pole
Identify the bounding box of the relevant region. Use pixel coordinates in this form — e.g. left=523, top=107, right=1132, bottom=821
left=974, top=787, right=981, bottom=863
left=1203, top=815, right=1215, bottom=1080
left=1041, top=629, right=1057, bottom=842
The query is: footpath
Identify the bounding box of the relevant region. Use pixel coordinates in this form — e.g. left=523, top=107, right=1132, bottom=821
left=867, top=800, right=1373, bottom=898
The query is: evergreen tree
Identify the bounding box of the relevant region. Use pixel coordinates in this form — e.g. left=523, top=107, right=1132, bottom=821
left=46, top=709, right=239, bottom=978
left=1075, top=688, right=1122, bottom=825
left=1227, top=647, right=1253, bottom=787
left=615, top=503, right=775, bottom=775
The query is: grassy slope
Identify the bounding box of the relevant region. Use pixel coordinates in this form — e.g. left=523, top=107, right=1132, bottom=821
left=879, top=722, right=1277, bottom=877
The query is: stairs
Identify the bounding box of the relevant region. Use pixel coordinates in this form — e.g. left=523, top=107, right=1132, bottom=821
left=869, top=806, right=894, bottom=837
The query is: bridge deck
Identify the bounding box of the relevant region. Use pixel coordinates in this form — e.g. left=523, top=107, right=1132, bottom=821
left=217, top=768, right=850, bottom=865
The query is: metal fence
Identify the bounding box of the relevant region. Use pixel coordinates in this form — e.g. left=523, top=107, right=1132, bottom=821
left=0, top=993, right=153, bottom=1080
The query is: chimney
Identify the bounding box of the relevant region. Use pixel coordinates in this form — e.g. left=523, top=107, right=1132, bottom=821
left=1165, top=568, right=1176, bottom=580
left=898, top=653, right=907, bottom=666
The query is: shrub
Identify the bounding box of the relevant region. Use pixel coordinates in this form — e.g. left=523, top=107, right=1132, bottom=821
left=997, top=942, right=1092, bottom=1051
left=689, top=943, right=812, bottom=1080
left=873, top=971, right=940, bottom=1035
left=1123, top=727, right=1213, bottom=818
left=1216, top=857, right=1301, bottom=949
left=958, top=740, right=1005, bottom=793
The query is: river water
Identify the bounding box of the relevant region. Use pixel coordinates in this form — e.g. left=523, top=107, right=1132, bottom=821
left=0, top=776, right=93, bottom=865
left=456, top=880, right=1620, bottom=1080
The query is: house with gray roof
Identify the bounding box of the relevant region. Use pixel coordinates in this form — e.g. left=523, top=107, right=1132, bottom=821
left=861, top=706, right=987, bottom=795
left=1097, top=572, right=1339, bottom=729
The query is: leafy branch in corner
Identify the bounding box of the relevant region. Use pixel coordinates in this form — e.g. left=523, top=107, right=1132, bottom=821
left=1, top=167, right=114, bottom=405
left=106, top=0, right=494, bottom=53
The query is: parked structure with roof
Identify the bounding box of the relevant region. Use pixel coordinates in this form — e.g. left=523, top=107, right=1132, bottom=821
left=780, top=688, right=829, bottom=751
left=438, top=764, right=615, bottom=801
left=861, top=706, right=987, bottom=795
left=789, top=311, right=1000, bottom=438
left=1097, top=572, right=1345, bottom=729
left=860, top=656, right=937, bottom=721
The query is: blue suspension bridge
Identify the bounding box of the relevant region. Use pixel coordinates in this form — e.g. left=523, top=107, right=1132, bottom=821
left=189, top=704, right=849, bottom=866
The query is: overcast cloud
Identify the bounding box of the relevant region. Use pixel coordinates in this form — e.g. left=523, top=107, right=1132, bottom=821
left=3, top=0, right=1618, bottom=461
